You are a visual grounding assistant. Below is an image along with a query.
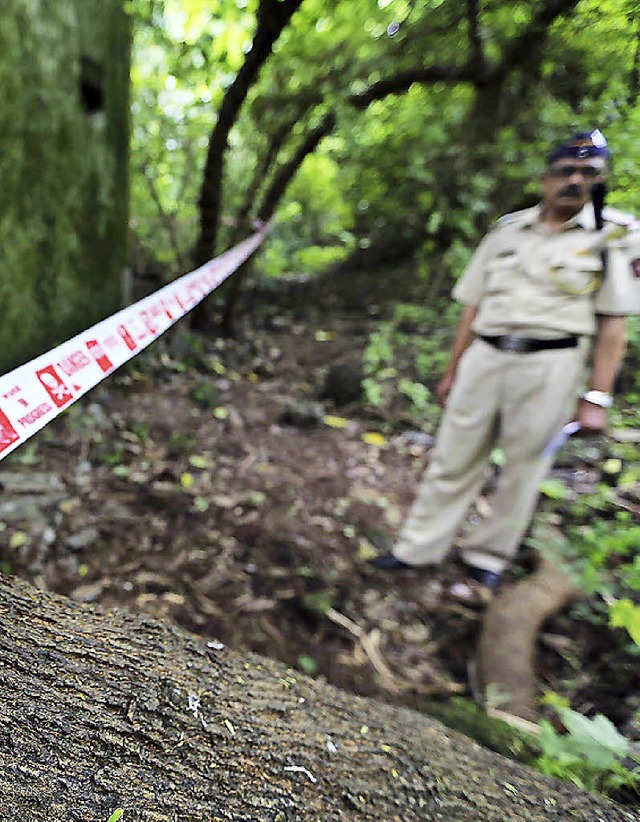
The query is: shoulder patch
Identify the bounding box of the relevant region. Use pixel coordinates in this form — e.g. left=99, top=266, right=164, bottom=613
left=493, top=207, right=535, bottom=231
left=494, top=213, right=519, bottom=229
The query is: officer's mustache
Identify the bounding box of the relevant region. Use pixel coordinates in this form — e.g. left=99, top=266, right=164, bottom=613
left=558, top=183, right=584, bottom=198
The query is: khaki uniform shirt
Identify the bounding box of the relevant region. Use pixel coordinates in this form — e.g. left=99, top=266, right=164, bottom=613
left=453, top=204, right=640, bottom=337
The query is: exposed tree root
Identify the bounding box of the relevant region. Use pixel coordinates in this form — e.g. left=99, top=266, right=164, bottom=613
left=477, top=551, right=582, bottom=721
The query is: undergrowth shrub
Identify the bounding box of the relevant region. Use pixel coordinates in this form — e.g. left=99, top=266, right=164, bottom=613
left=362, top=301, right=460, bottom=427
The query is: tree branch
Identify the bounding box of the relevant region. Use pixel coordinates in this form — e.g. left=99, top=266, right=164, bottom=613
left=490, top=0, right=580, bottom=80
left=257, top=112, right=336, bottom=222
left=140, top=160, right=187, bottom=273
left=219, top=111, right=336, bottom=336
left=194, top=0, right=305, bottom=267
left=466, top=0, right=484, bottom=68
left=231, top=96, right=320, bottom=244
left=349, top=63, right=480, bottom=108
left=627, top=12, right=640, bottom=109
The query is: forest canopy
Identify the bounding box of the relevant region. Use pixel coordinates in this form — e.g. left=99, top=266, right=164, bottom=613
left=127, top=0, right=640, bottom=290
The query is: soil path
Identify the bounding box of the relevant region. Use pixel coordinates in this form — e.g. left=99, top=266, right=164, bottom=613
left=0, top=297, right=637, bottom=738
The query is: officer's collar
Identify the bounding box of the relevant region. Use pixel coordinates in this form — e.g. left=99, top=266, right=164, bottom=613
left=527, top=203, right=596, bottom=230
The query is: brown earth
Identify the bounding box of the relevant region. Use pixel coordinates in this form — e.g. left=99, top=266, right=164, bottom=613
left=0, top=284, right=638, bottom=762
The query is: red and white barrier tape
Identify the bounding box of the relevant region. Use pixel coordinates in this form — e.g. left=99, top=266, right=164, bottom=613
left=0, top=230, right=267, bottom=462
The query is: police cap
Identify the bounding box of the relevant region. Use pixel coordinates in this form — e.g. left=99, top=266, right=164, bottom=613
left=547, top=130, right=611, bottom=165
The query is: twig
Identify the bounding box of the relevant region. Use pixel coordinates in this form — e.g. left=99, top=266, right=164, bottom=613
left=326, top=608, right=399, bottom=687
left=326, top=608, right=464, bottom=695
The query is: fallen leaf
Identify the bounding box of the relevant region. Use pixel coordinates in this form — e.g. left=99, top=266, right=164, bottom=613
left=358, top=538, right=378, bottom=561
left=315, top=330, right=335, bottom=342
left=181, top=473, right=195, bottom=490
left=9, top=531, right=29, bottom=549
left=323, top=415, right=350, bottom=429
left=189, top=455, right=214, bottom=469
left=362, top=432, right=387, bottom=447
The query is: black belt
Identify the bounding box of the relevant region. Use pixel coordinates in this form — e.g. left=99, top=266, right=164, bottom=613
left=479, top=334, right=579, bottom=353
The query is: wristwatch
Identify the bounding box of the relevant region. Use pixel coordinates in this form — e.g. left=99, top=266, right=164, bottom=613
left=582, top=390, right=614, bottom=408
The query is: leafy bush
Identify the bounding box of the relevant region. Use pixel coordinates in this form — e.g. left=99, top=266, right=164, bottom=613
left=536, top=703, right=639, bottom=797
left=531, top=509, right=640, bottom=650
left=362, top=301, right=460, bottom=426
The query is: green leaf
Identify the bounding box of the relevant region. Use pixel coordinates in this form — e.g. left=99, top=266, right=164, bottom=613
left=181, top=472, right=195, bottom=490
left=9, top=531, right=29, bottom=549
left=609, top=598, right=640, bottom=646
left=303, top=589, right=336, bottom=616
left=490, top=447, right=506, bottom=467
left=539, top=479, right=569, bottom=500
left=297, top=654, right=318, bottom=675
left=189, top=455, right=213, bottom=469
left=558, top=708, right=628, bottom=769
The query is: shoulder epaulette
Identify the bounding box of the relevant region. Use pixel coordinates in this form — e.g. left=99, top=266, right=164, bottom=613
left=492, top=207, right=536, bottom=231
left=602, top=206, right=637, bottom=227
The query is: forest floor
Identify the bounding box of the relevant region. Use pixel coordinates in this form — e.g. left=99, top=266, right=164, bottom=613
left=1, top=271, right=639, bottom=749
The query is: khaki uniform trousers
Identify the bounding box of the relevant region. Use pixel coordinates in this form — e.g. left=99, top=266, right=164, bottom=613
left=393, top=338, right=586, bottom=574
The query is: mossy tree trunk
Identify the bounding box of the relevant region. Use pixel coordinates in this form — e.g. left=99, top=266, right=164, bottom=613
left=0, top=1, right=130, bottom=373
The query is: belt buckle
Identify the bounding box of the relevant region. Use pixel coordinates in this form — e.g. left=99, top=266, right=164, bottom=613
left=501, top=334, right=527, bottom=352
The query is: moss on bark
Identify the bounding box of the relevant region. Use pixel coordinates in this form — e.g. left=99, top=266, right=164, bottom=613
left=0, top=1, right=130, bottom=373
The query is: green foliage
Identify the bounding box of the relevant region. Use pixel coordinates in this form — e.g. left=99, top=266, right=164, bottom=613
left=532, top=499, right=640, bottom=648
left=3, top=442, right=41, bottom=468
left=536, top=705, right=639, bottom=796
left=241, top=145, right=357, bottom=278
left=302, top=588, right=336, bottom=616
left=539, top=478, right=569, bottom=500
left=97, top=440, right=128, bottom=467
left=296, top=654, right=319, bottom=675
left=128, top=0, right=640, bottom=298
left=609, top=596, right=640, bottom=646
left=189, top=381, right=220, bottom=410
left=362, top=301, right=460, bottom=426
left=167, top=430, right=198, bottom=457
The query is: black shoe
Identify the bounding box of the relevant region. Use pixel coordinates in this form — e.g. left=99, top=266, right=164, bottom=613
left=369, top=553, right=414, bottom=571
left=465, top=565, right=502, bottom=590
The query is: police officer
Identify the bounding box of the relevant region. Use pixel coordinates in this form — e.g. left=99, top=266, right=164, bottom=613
left=372, top=131, right=640, bottom=589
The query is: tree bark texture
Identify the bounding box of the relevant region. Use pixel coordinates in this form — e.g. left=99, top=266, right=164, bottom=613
left=221, top=113, right=336, bottom=336
left=477, top=554, right=582, bottom=722
left=0, top=574, right=636, bottom=821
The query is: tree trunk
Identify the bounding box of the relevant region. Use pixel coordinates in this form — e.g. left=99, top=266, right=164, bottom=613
left=477, top=550, right=582, bottom=722
left=217, top=112, right=336, bottom=336
left=190, top=0, right=304, bottom=332
left=0, top=574, right=634, bottom=821
left=194, top=0, right=304, bottom=269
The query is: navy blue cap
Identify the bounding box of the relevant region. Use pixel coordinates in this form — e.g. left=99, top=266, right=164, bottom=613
left=547, top=130, right=610, bottom=165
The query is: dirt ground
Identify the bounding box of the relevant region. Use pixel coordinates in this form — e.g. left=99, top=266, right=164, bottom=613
left=1, top=284, right=638, bottom=745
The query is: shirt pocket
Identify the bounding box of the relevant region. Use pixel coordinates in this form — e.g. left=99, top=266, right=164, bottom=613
left=485, top=253, right=519, bottom=294
left=548, top=255, right=603, bottom=296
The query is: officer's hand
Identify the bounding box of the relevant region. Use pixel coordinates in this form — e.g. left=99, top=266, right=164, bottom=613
left=436, top=371, right=455, bottom=407
left=576, top=399, right=608, bottom=433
